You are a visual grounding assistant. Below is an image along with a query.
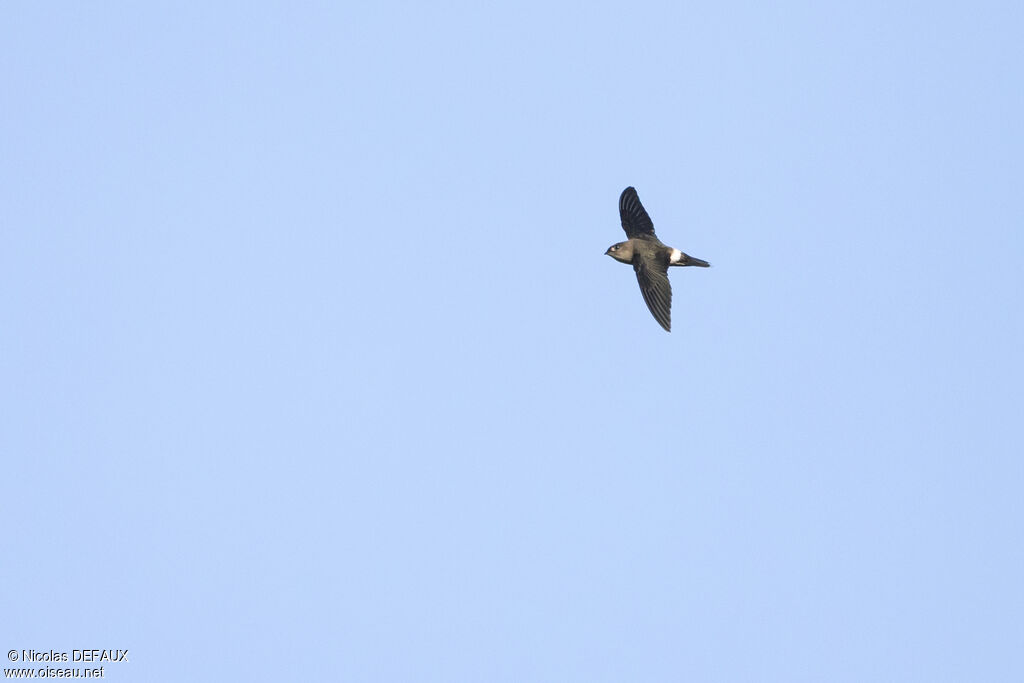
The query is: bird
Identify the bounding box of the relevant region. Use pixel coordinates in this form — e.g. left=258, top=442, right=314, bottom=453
left=605, top=187, right=710, bottom=332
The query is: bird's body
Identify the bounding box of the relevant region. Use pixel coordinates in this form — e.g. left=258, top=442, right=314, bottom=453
left=606, top=187, right=709, bottom=332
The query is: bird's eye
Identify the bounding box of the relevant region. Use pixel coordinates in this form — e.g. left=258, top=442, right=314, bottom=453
left=611, top=246, right=618, bottom=251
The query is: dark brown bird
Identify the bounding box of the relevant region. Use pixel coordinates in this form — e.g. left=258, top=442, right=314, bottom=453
left=605, top=187, right=710, bottom=332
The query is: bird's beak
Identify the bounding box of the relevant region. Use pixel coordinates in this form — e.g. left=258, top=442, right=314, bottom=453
left=684, top=255, right=710, bottom=267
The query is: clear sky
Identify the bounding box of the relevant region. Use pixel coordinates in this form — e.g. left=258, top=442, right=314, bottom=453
left=3, top=2, right=1022, bottom=681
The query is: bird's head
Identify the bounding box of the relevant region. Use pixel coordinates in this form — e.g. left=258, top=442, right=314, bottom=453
left=605, top=241, right=633, bottom=264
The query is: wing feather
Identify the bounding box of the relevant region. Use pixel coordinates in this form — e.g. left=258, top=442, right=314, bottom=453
left=634, top=257, right=672, bottom=331
left=619, top=187, right=656, bottom=238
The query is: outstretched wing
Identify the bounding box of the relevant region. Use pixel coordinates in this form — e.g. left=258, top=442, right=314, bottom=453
left=634, top=256, right=672, bottom=332
left=620, top=187, right=656, bottom=239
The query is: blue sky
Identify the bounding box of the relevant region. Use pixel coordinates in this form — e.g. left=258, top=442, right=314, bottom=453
left=2, top=2, right=1022, bottom=681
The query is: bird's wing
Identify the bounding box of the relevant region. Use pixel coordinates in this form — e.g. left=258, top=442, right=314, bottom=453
left=619, top=187, right=656, bottom=238
left=634, top=256, right=672, bottom=332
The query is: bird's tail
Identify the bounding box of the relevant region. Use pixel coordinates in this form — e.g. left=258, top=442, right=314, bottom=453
left=679, top=254, right=710, bottom=267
